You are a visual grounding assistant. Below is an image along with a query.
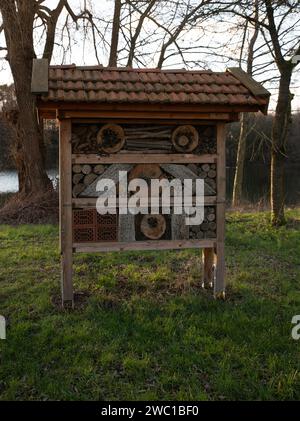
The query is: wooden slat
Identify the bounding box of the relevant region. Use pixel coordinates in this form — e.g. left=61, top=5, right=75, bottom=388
left=74, top=239, right=216, bottom=253
left=59, top=119, right=74, bottom=304
left=31, top=59, right=49, bottom=94
left=214, top=122, right=226, bottom=299
left=72, top=153, right=217, bottom=164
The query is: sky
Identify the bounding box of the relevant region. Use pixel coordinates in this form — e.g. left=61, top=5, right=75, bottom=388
left=0, top=0, right=299, bottom=113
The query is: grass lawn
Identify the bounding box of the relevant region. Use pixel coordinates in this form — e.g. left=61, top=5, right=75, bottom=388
left=0, top=209, right=300, bottom=400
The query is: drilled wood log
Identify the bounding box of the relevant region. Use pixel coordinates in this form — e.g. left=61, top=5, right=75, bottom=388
left=208, top=222, right=217, bottom=230
left=73, top=173, right=84, bottom=184
left=82, top=164, right=92, bottom=175
left=72, top=164, right=82, bottom=174
left=140, top=214, right=166, bottom=240
left=201, top=164, right=210, bottom=172
left=206, top=230, right=216, bottom=238
left=93, top=164, right=105, bottom=175
left=207, top=213, right=216, bottom=222
left=83, top=173, right=98, bottom=186
left=208, top=170, right=217, bottom=178
left=172, top=125, right=199, bottom=152
left=97, top=124, right=125, bottom=153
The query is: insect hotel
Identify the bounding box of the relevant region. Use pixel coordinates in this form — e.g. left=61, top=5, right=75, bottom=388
left=32, top=61, right=270, bottom=305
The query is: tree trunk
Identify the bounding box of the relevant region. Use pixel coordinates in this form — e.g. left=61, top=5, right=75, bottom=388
left=271, top=68, right=293, bottom=226
left=232, top=113, right=249, bottom=206
left=108, top=0, right=122, bottom=67
left=1, top=1, right=52, bottom=196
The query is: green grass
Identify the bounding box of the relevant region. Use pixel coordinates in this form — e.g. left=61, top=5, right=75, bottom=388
left=0, top=210, right=300, bottom=400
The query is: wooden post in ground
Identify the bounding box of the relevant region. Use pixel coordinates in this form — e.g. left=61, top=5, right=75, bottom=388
left=59, top=119, right=74, bottom=306
left=202, top=248, right=214, bottom=288
left=214, top=122, right=226, bottom=299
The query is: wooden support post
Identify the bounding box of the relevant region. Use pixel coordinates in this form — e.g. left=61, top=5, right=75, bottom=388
left=214, top=122, right=226, bottom=299
left=202, top=248, right=214, bottom=288
left=59, top=119, right=74, bottom=306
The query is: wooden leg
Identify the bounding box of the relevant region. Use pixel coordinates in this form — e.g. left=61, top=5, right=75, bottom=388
left=61, top=248, right=74, bottom=305
left=215, top=123, right=226, bottom=299
left=202, top=248, right=214, bottom=289
left=59, top=119, right=74, bottom=307
left=214, top=242, right=225, bottom=299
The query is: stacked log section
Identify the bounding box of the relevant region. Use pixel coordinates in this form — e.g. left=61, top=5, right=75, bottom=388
left=189, top=206, right=217, bottom=239
left=196, top=126, right=217, bottom=154
left=72, top=164, right=107, bottom=197
left=72, top=125, right=99, bottom=153
left=197, top=163, right=217, bottom=192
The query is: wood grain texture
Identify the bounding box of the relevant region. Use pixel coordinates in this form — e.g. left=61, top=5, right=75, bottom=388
left=214, top=122, right=226, bottom=298
left=74, top=239, right=216, bottom=253
left=72, top=154, right=217, bottom=164
left=118, top=214, right=135, bottom=242
left=59, top=119, right=74, bottom=304
left=202, top=248, right=215, bottom=288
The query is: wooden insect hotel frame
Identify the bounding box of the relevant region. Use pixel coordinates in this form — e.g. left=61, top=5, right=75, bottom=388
left=32, top=60, right=270, bottom=305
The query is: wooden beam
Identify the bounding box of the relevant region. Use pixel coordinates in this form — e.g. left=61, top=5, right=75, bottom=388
left=37, top=99, right=261, bottom=115
left=59, top=119, right=74, bottom=305
left=214, top=123, right=226, bottom=299
left=72, top=153, right=217, bottom=164
left=74, top=239, right=216, bottom=253
left=59, top=110, right=233, bottom=121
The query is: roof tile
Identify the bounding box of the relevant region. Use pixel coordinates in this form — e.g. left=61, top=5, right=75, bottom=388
left=41, top=66, right=270, bottom=111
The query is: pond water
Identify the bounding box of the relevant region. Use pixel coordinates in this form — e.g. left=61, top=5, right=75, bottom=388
left=0, top=170, right=58, bottom=193
left=0, top=164, right=299, bottom=205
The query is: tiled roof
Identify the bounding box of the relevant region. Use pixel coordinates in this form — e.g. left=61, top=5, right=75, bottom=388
left=40, top=65, right=270, bottom=111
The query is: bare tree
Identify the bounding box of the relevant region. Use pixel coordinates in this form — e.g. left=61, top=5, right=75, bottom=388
left=224, top=0, right=300, bottom=224
left=232, top=0, right=259, bottom=207
left=0, top=0, right=98, bottom=196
